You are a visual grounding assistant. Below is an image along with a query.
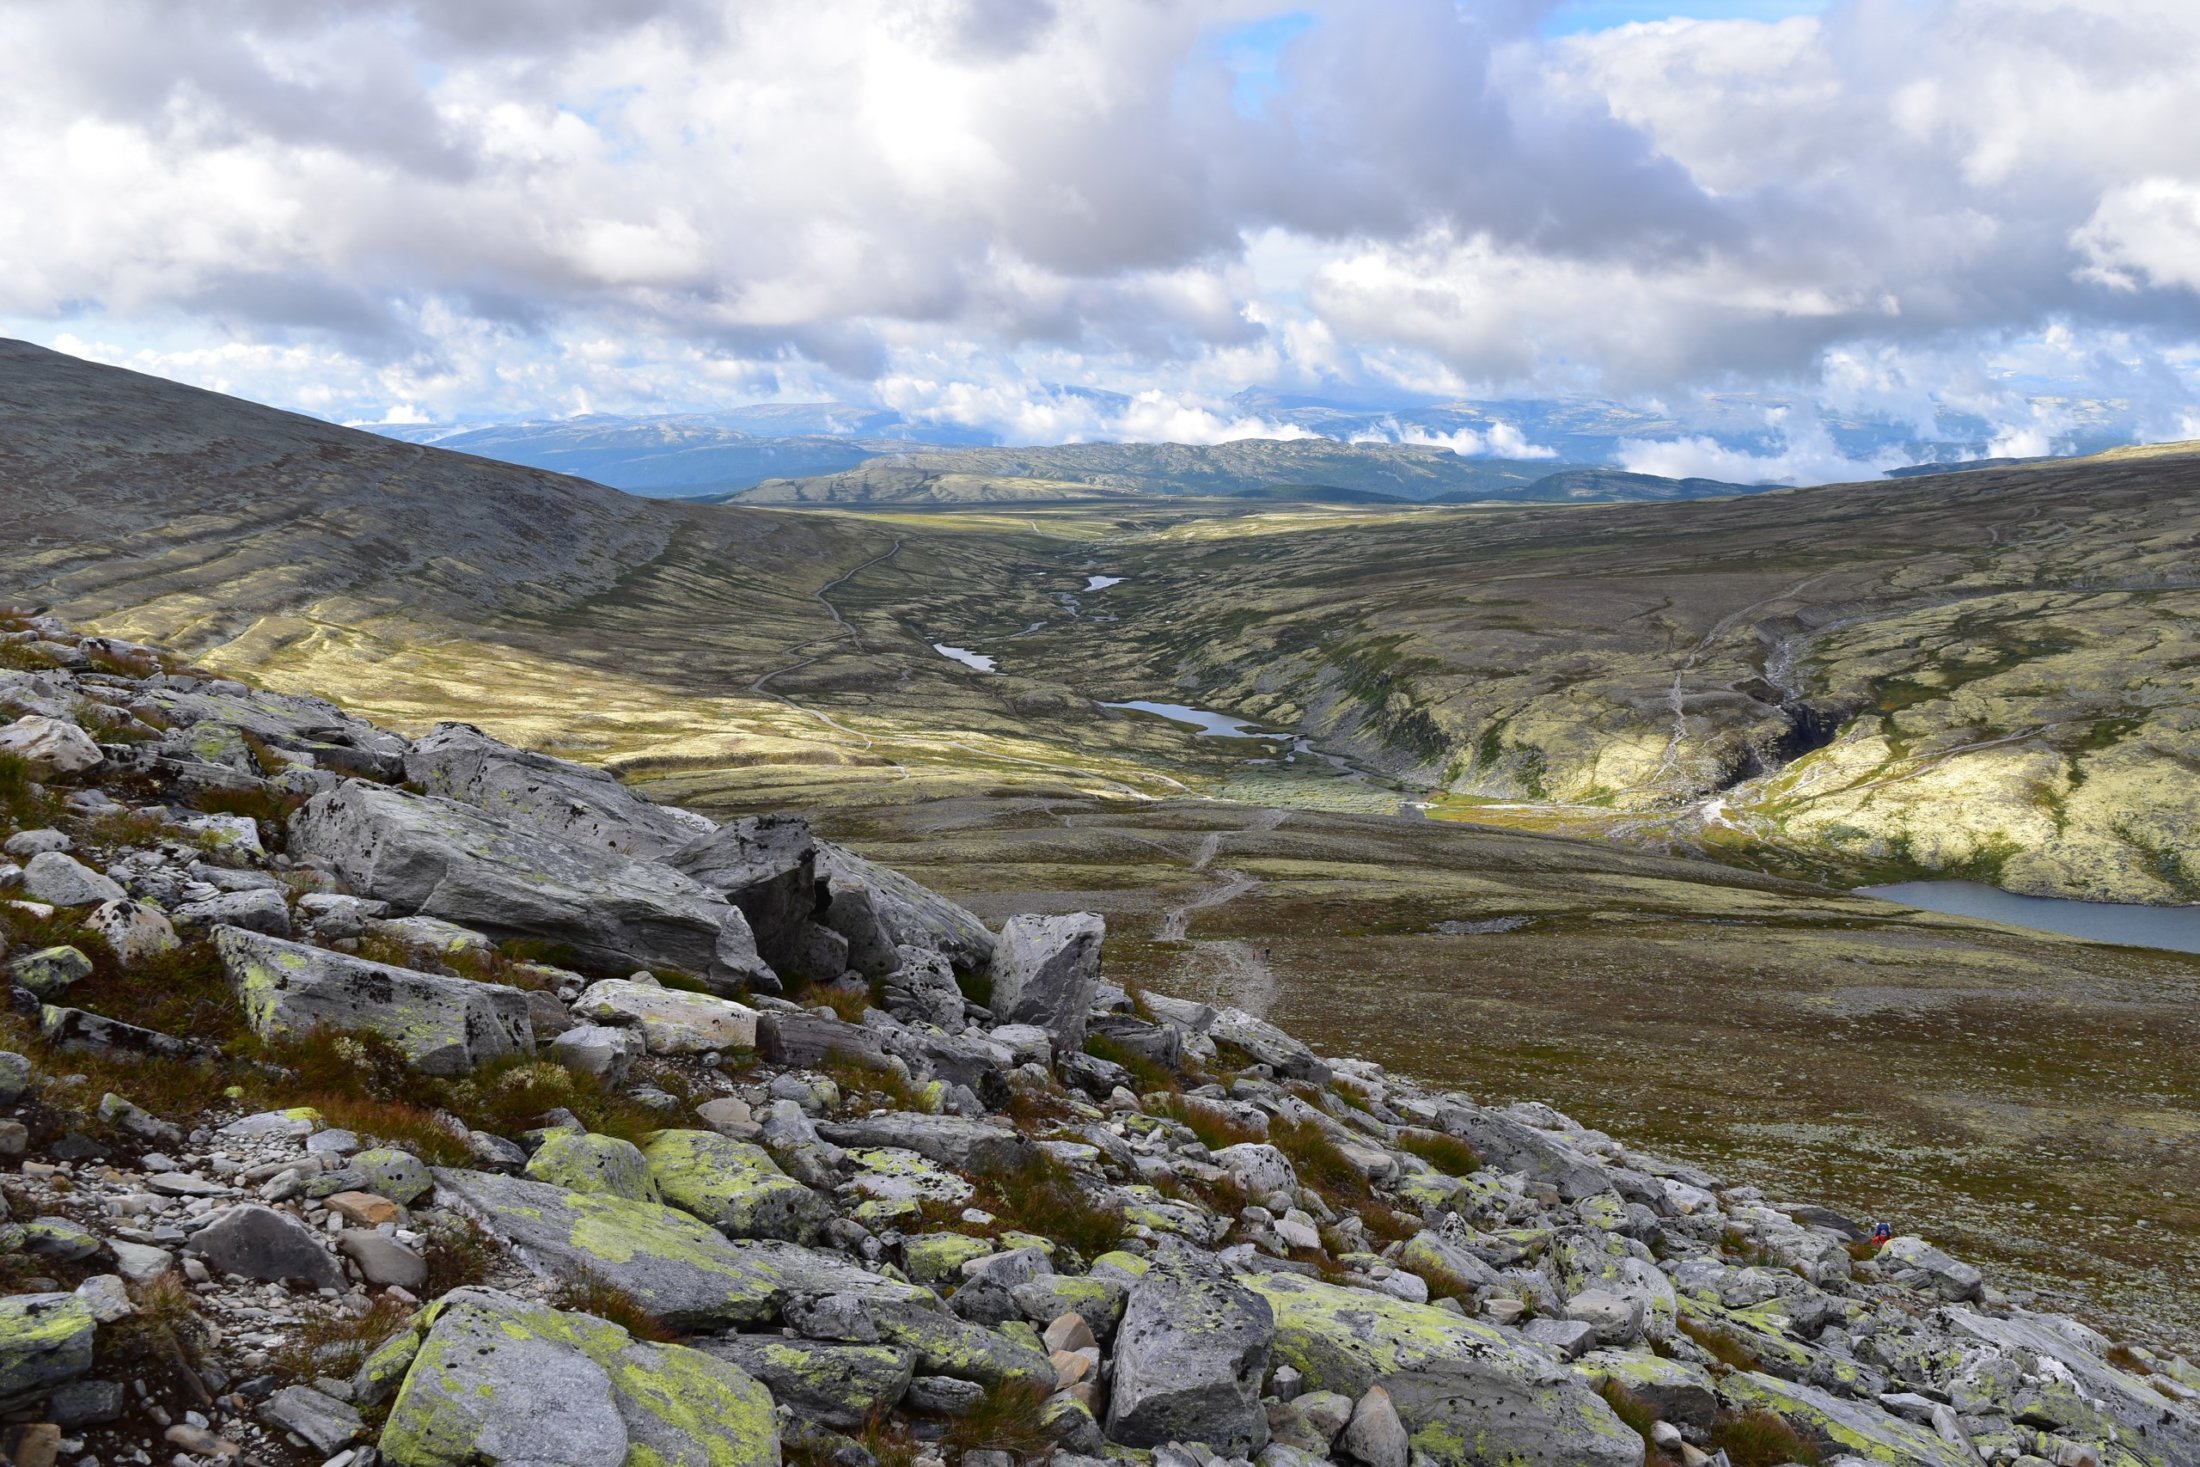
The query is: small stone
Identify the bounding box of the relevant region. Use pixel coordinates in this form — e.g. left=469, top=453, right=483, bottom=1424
left=2, top=830, right=69, bottom=859
left=1521, top=1316, right=1597, bottom=1361
left=0, top=1051, right=29, bottom=1103
left=72, top=1276, right=133, bottom=1324
left=0, top=1422, right=62, bottom=1467
left=49, top=1378, right=127, bottom=1428
left=1044, top=1311, right=1097, bottom=1356
left=146, top=1172, right=227, bottom=1198
left=336, top=1232, right=426, bottom=1291
left=1340, top=1386, right=1409, bottom=1467
left=186, top=1205, right=346, bottom=1290
left=258, top=1385, right=364, bottom=1454
left=0, top=718, right=103, bottom=778
left=109, top=1240, right=173, bottom=1284
left=82, top=901, right=178, bottom=965
left=324, top=1192, right=400, bottom=1228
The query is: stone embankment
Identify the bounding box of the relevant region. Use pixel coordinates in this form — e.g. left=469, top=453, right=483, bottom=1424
left=0, top=610, right=2193, bottom=1467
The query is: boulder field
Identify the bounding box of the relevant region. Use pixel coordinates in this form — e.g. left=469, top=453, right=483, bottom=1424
left=0, top=612, right=2193, bottom=1467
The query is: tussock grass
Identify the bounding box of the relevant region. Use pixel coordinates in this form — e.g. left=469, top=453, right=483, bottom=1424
left=940, top=1380, right=1059, bottom=1460
left=1152, top=1094, right=1263, bottom=1150
left=1270, top=1115, right=1371, bottom=1206
left=271, top=1296, right=414, bottom=1381
left=1084, top=1033, right=1179, bottom=1096
left=550, top=1274, right=681, bottom=1342
left=1710, top=1409, right=1819, bottom=1467
left=1396, top=1128, right=1481, bottom=1176
left=1679, top=1317, right=1763, bottom=1373
left=971, top=1150, right=1125, bottom=1263
left=421, top=1216, right=499, bottom=1296
left=1598, top=1381, right=1680, bottom=1467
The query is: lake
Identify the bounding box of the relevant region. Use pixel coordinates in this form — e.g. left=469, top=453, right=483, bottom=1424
left=1859, top=880, right=2200, bottom=956
left=931, top=643, right=997, bottom=672
left=1100, top=699, right=1286, bottom=740
left=1085, top=575, right=1124, bottom=591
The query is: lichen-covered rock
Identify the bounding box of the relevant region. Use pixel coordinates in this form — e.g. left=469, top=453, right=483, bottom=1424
left=987, top=912, right=1104, bottom=1049
left=527, top=1132, right=660, bottom=1203
left=353, top=1148, right=434, bottom=1207
left=700, top=1336, right=914, bottom=1430
left=38, top=1005, right=198, bottom=1061
left=214, top=926, right=532, bottom=1076
left=1428, top=1099, right=1615, bottom=1202
left=0, top=1293, right=95, bottom=1407
left=1572, top=1350, right=1717, bottom=1431
left=10, top=945, right=92, bottom=999
left=403, top=722, right=711, bottom=859
left=379, top=1288, right=778, bottom=1467
left=643, top=1130, right=831, bottom=1243
left=289, top=779, right=771, bottom=992
left=572, top=979, right=758, bottom=1055
left=861, top=1299, right=1057, bottom=1388
left=1011, top=1274, right=1129, bottom=1341
left=902, top=1233, right=996, bottom=1286
left=816, top=1114, right=1032, bottom=1175
left=550, top=1024, right=646, bottom=1082
left=433, top=1169, right=927, bottom=1330
left=1107, top=1246, right=1273, bottom=1454
left=1718, top=1371, right=1972, bottom=1466
left=1242, top=1271, right=1643, bottom=1467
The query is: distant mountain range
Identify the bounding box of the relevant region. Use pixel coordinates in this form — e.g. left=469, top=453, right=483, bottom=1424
left=373, top=389, right=2123, bottom=500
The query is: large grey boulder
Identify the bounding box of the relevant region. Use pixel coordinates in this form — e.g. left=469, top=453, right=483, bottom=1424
left=642, top=1130, right=834, bottom=1243
left=816, top=1113, right=1033, bottom=1175
left=668, top=816, right=823, bottom=975
left=403, top=721, right=711, bottom=858
left=379, top=1289, right=778, bottom=1467
left=186, top=1205, right=346, bottom=1290
left=289, top=780, right=772, bottom=993
left=214, top=927, right=532, bottom=1076
left=1240, top=1271, right=1642, bottom=1467
left=20, top=852, right=125, bottom=907
left=987, top=913, right=1104, bottom=1050
left=1206, top=1006, right=1330, bottom=1084
left=432, top=1169, right=927, bottom=1330
left=1877, top=1236, right=1983, bottom=1303
left=1429, top=1100, right=1616, bottom=1202
left=1106, top=1245, right=1273, bottom=1454
left=0, top=716, right=103, bottom=778
left=0, top=1294, right=95, bottom=1407
left=817, top=841, right=994, bottom=975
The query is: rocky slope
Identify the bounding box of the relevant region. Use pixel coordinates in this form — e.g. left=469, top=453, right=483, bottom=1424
left=0, top=614, right=2193, bottom=1467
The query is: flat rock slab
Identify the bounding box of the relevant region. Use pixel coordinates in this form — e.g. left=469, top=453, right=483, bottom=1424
left=404, top=722, right=711, bottom=860
left=432, top=1169, right=927, bottom=1331
left=817, top=1114, right=1032, bottom=1175
left=289, top=779, right=770, bottom=991
left=699, top=1336, right=915, bottom=1430
left=379, top=1288, right=778, bottom=1467
left=1240, top=1271, right=1642, bottom=1467
left=214, top=926, right=532, bottom=1076
left=572, top=979, right=758, bottom=1054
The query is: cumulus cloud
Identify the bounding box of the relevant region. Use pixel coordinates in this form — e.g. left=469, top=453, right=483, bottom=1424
left=1, top=0, right=2198, bottom=446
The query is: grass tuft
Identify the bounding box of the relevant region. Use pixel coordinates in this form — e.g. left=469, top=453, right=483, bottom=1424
left=1269, top=1115, right=1371, bottom=1206
left=1396, top=1128, right=1482, bottom=1176
left=970, top=1149, right=1126, bottom=1263
left=270, top=1296, right=414, bottom=1382
left=1709, top=1409, right=1820, bottom=1467
left=1679, top=1317, right=1763, bottom=1373
left=940, top=1380, right=1059, bottom=1459
left=550, top=1273, right=681, bottom=1342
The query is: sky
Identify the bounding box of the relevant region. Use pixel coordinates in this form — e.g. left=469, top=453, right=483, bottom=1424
left=6, top=0, right=2200, bottom=480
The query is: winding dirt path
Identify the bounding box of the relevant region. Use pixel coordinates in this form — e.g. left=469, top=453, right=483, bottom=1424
left=1156, top=808, right=1290, bottom=1014
left=749, top=537, right=911, bottom=777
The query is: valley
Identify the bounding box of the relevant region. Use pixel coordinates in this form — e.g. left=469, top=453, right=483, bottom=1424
left=6, top=339, right=2200, bottom=1343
